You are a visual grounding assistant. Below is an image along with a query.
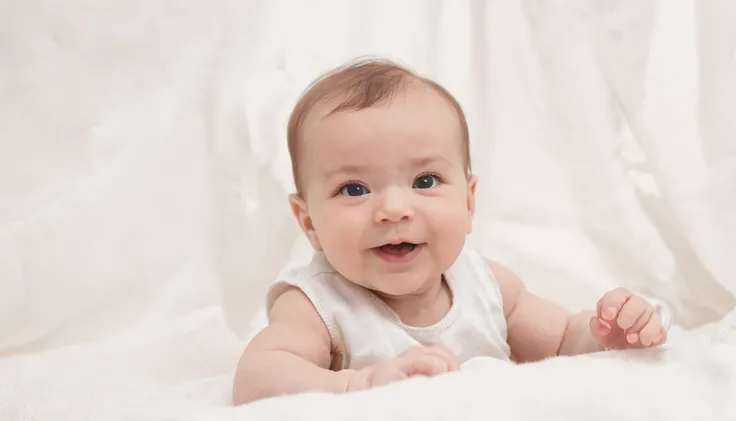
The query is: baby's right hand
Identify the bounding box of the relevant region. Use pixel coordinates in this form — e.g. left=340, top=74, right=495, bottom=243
left=347, top=345, right=459, bottom=392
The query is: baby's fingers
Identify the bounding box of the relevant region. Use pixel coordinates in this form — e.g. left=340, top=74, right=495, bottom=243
left=398, top=353, right=453, bottom=377
left=617, top=297, right=653, bottom=339
left=639, top=319, right=667, bottom=347
left=598, top=288, right=633, bottom=322
left=589, top=315, right=611, bottom=338
left=424, top=345, right=460, bottom=371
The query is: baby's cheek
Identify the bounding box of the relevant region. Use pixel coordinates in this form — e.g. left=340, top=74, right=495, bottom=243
left=319, top=217, right=363, bottom=259
left=429, top=204, right=468, bottom=235
left=430, top=209, right=470, bottom=258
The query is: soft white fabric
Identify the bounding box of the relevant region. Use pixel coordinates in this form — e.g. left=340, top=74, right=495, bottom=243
left=1, top=0, right=735, bottom=419
left=1, top=311, right=735, bottom=420
left=267, top=243, right=511, bottom=369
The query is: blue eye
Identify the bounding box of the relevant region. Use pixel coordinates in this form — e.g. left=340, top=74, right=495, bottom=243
left=339, top=183, right=370, bottom=197
left=413, top=174, right=440, bottom=189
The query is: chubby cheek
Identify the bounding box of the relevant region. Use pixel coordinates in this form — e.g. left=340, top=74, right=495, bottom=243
left=425, top=201, right=470, bottom=264
left=312, top=207, right=366, bottom=263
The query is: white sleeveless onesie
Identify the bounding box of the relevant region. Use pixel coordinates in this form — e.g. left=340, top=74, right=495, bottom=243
left=266, top=243, right=511, bottom=370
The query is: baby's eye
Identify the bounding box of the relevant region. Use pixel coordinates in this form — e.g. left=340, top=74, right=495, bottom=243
left=413, top=174, right=440, bottom=189
left=339, top=183, right=370, bottom=197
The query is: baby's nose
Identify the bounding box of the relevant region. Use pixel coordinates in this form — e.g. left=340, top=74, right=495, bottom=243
left=374, top=189, right=414, bottom=223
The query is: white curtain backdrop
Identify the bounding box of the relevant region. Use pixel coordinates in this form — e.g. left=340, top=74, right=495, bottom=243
left=1, top=0, right=735, bottom=419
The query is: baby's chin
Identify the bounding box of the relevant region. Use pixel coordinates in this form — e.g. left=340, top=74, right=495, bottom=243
left=359, top=274, right=440, bottom=298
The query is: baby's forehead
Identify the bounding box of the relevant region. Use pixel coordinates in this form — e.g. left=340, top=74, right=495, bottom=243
left=302, top=85, right=460, bottom=144
left=300, top=93, right=465, bottom=174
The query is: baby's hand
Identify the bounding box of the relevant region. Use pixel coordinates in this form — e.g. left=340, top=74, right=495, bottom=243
left=347, top=345, right=459, bottom=391
left=590, top=288, right=667, bottom=349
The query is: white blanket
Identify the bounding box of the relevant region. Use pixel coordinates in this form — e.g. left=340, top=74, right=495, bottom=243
left=1, top=309, right=735, bottom=420
left=2, top=0, right=736, bottom=419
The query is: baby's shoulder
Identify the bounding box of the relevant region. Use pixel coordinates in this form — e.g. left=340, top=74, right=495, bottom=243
left=480, top=257, right=527, bottom=321
left=452, top=245, right=526, bottom=319
left=267, top=251, right=362, bottom=318
left=455, top=244, right=518, bottom=285
left=274, top=252, right=339, bottom=284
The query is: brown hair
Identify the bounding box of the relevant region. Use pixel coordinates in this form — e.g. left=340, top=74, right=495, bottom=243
left=287, top=57, right=471, bottom=195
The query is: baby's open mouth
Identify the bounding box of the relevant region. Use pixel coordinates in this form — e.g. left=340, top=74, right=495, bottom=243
left=377, top=242, right=418, bottom=255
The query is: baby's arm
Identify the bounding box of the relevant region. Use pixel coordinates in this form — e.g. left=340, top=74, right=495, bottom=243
left=233, top=286, right=459, bottom=404
left=487, top=259, right=602, bottom=362
left=232, top=287, right=354, bottom=405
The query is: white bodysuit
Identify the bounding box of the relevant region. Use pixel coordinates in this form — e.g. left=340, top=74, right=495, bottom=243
left=266, top=243, right=511, bottom=370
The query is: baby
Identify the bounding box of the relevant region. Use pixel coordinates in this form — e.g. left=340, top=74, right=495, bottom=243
left=232, top=58, right=671, bottom=404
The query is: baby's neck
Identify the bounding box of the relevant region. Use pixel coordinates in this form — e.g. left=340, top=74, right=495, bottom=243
left=375, top=277, right=453, bottom=328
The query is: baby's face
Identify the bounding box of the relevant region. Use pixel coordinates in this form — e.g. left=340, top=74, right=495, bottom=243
left=293, top=86, right=476, bottom=296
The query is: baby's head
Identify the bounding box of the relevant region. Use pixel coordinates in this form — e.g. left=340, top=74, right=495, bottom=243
left=287, top=58, right=477, bottom=296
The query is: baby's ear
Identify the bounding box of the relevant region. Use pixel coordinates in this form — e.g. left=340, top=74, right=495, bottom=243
left=466, top=175, right=478, bottom=233
left=288, top=193, right=322, bottom=251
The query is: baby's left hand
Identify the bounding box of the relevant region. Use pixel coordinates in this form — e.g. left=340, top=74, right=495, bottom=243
left=590, top=288, right=667, bottom=349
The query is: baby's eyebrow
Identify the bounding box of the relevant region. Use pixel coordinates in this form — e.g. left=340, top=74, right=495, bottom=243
left=322, top=164, right=365, bottom=181
left=322, top=156, right=453, bottom=181
left=409, top=156, right=452, bottom=168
